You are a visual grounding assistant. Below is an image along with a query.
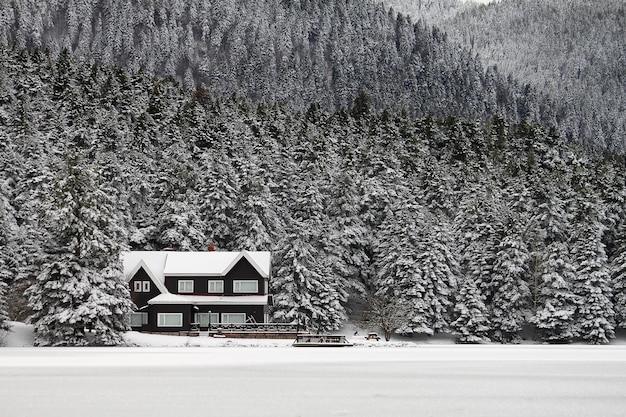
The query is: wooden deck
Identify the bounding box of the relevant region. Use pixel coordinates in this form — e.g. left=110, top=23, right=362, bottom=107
left=207, top=323, right=303, bottom=339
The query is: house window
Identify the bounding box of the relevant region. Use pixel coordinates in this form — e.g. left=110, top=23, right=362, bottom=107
left=130, top=312, right=148, bottom=327
left=221, top=313, right=246, bottom=324
left=133, top=281, right=150, bottom=292
left=195, top=312, right=219, bottom=327
left=157, top=313, right=183, bottom=327
left=233, top=280, right=258, bottom=293
left=208, top=280, right=224, bottom=293
left=178, top=280, right=194, bottom=293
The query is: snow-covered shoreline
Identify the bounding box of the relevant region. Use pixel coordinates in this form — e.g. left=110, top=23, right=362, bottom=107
left=2, top=344, right=626, bottom=369
left=3, top=321, right=626, bottom=349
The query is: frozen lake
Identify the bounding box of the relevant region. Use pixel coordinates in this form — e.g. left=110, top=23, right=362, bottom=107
left=1, top=346, right=626, bottom=417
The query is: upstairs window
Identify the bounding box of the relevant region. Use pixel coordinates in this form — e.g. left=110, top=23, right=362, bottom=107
left=233, top=280, right=258, bottom=293
left=133, top=281, right=150, bottom=292
left=178, top=280, right=194, bottom=293
left=208, top=280, right=224, bottom=293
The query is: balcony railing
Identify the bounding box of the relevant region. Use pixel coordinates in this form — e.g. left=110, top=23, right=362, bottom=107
left=207, top=322, right=300, bottom=332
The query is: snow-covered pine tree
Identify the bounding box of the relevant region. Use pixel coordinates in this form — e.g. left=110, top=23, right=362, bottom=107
left=323, top=169, right=370, bottom=297
left=528, top=186, right=578, bottom=342
left=198, top=150, right=240, bottom=250
left=0, top=182, right=15, bottom=333
left=570, top=195, right=615, bottom=344
left=611, top=222, right=626, bottom=328
left=531, top=241, right=578, bottom=342
left=270, top=169, right=348, bottom=332
left=451, top=275, right=490, bottom=343
left=155, top=200, right=207, bottom=251
left=373, top=198, right=457, bottom=336
left=26, top=149, right=133, bottom=346
left=270, top=226, right=347, bottom=332
left=489, top=232, right=531, bottom=343
left=454, top=180, right=500, bottom=304
left=230, top=161, right=277, bottom=251
left=0, top=279, right=8, bottom=337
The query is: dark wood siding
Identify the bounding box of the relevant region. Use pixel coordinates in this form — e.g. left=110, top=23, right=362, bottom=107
left=146, top=304, right=265, bottom=331
left=225, top=257, right=264, bottom=295
left=129, top=267, right=161, bottom=308
left=147, top=304, right=192, bottom=333
left=164, top=276, right=217, bottom=294
left=194, top=305, right=265, bottom=329
left=163, top=257, right=266, bottom=296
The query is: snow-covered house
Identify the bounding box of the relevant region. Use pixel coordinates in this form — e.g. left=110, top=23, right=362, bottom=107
left=123, top=250, right=271, bottom=333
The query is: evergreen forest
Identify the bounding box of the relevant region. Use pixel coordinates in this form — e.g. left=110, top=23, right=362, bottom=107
left=387, top=0, right=626, bottom=153
left=0, top=0, right=624, bottom=345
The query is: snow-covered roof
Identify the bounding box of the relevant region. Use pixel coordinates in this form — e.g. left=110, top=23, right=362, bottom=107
left=163, top=251, right=271, bottom=278
left=148, top=294, right=269, bottom=305
left=122, top=250, right=271, bottom=288
left=122, top=251, right=169, bottom=294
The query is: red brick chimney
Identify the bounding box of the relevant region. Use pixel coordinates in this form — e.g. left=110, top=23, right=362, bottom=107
left=207, top=243, right=216, bottom=252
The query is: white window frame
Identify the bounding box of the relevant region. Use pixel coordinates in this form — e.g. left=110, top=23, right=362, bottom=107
left=133, top=281, right=151, bottom=293
left=130, top=312, right=148, bottom=327
left=157, top=313, right=183, bottom=327
left=208, top=280, right=224, bottom=293
left=195, top=312, right=219, bottom=327
left=233, top=280, right=258, bottom=293
left=221, top=313, right=246, bottom=324
left=178, top=280, right=194, bottom=293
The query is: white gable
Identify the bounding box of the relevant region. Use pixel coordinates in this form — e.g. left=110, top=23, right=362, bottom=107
left=122, top=251, right=169, bottom=294
left=223, top=251, right=271, bottom=278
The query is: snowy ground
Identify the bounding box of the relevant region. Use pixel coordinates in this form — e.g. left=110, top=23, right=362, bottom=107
left=2, top=323, right=626, bottom=417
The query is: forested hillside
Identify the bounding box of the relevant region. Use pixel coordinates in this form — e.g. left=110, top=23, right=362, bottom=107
left=386, top=0, right=626, bottom=153
left=1, top=48, right=625, bottom=343
left=0, top=0, right=556, bottom=125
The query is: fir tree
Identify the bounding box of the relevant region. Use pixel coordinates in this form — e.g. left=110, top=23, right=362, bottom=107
left=198, top=151, right=240, bottom=249
left=324, top=169, right=370, bottom=295
left=570, top=198, right=615, bottom=344
left=454, top=181, right=500, bottom=303
left=611, top=222, right=626, bottom=328
left=0, top=280, right=8, bottom=337
left=155, top=200, right=206, bottom=251
left=451, top=276, right=490, bottom=343
left=26, top=149, right=133, bottom=346
left=0, top=180, right=17, bottom=333
left=373, top=199, right=457, bottom=336
left=271, top=226, right=347, bottom=332
left=531, top=242, right=578, bottom=343
left=230, top=162, right=277, bottom=251
left=489, top=233, right=531, bottom=343
left=271, top=171, right=348, bottom=332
